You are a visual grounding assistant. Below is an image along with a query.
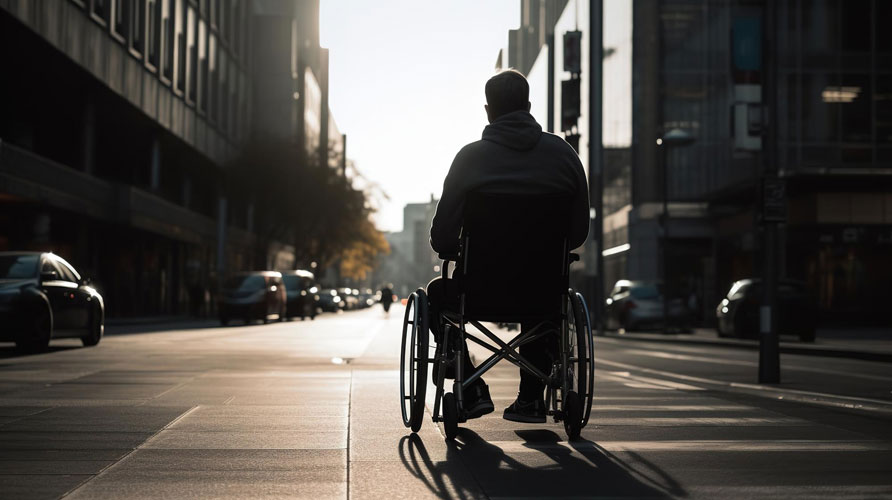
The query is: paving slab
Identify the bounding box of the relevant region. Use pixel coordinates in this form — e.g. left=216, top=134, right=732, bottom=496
left=142, top=429, right=347, bottom=450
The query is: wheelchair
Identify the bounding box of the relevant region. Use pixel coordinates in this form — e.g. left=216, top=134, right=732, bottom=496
left=400, top=193, right=595, bottom=440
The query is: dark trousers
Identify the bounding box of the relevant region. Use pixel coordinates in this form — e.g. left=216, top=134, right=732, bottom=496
left=426, top=277, right=558, bottom=401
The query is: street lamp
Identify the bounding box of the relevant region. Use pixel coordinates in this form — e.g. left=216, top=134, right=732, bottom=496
left=657, top=128, right=695, bottom=334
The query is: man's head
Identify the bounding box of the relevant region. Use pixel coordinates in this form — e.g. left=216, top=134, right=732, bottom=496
left=485, top=69, right=531, bottom=123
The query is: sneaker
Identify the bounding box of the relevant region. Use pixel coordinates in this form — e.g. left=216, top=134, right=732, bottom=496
left=503, top=397, right=546, bottom=423
left=464, top=383, right=494, bottom=419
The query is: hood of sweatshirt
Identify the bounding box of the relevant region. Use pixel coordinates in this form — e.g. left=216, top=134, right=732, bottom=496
left=481, top=110, right=543, bottom=151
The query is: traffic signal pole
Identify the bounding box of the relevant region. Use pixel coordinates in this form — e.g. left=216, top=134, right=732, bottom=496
left=758, top=1, right=780, bottom=383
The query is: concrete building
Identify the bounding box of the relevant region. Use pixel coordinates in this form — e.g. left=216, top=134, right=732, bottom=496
left=0, top=0, right=346, bottom=318
left=373, top=197, right=439, bottom=298
left=510, top=0, right=892, bottom=325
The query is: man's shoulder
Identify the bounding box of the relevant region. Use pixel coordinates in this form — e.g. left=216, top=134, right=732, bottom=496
left=539, top=131, right=577, bottom=153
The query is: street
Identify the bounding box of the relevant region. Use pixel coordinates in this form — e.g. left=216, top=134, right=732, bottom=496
left=1, top=307, right=890, bottom=499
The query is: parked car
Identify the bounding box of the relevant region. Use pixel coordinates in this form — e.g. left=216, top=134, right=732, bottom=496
left=357, top=288, right=377, bottom=308
left=605, top=280, right=690, bottom=331
left=338, top=288, right=360, bottom=310
left=0, top=252, right=104, bottom=352
left=318, top=288, right=344, bottom=312
left=219, top=271, right=286, bottom=325
left=281, top=270, right=319, bottom=320
left=716, top=278, right=817, bottom=342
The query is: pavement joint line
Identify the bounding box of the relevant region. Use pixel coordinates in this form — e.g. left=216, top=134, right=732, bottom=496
left=597, top=357, right=892, bottom=414
left=346, top=371, right=353, bottom=500
left=58, top=405, right=200, bottom=499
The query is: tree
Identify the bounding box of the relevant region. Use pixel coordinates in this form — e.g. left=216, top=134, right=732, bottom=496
left=226, top=138, right=389, bottom=276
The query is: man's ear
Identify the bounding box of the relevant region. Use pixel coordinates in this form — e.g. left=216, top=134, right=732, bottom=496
left=526, top=101, right=531, bottom=112
left=485, top=104, right=493, bottom=124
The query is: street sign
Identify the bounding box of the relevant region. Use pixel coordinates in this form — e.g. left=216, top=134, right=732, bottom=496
left=762, top=177, right=786, bottom=222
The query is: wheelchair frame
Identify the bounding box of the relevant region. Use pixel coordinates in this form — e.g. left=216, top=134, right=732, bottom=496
left=400, top=256, right=595, bottom=441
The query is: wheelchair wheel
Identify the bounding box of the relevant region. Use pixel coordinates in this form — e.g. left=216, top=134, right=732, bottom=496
left=400, top=289, right=429, bottom=432
left=561, top=291, right=595, bottom=439
left=442, top=392, right=458, bottom=441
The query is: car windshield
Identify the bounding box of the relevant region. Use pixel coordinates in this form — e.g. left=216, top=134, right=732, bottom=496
left=226, top=275, right=265, bottom=291
left=630, top=284, right=662, bottom=300
left=0, top=255, right=39, bottom=279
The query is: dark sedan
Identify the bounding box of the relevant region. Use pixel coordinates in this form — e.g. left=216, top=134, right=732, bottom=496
left=281, top=270, right=319, bottom=320
left=0, top=252, right=104, bottom=352
left=219, top=271, right=286, bottom=325
left=716, top=279, right=817, bottom=342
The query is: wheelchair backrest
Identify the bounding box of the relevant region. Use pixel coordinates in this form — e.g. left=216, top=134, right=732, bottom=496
left=458, top=192, right=572, bottom=321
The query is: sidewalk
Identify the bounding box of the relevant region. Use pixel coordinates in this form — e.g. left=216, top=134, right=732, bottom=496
left=603, top=327, right=892, bottom=362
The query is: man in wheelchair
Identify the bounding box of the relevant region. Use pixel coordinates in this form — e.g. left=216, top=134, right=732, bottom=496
left=423, top=70, right=589, bottom=428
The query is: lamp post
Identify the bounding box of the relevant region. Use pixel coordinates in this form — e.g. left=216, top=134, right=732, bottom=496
left=657, top=128, right=695, bottom=334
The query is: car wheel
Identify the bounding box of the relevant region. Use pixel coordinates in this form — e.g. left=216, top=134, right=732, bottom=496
left=17, top=304, right=52, bottom=353
left=81, top=307, right=103, bottom=347
left=220, top=316, right=229, bottom=326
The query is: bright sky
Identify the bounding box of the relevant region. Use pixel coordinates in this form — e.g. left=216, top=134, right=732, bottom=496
left=320, top=1, right=519, bottom=233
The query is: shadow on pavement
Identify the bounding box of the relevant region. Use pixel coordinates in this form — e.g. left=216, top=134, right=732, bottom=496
left=399, top=429, right=681, bottom=498
left=0, top=344, right=82, bottom=359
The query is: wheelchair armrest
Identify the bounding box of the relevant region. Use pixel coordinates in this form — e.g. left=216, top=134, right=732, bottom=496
left=570, top=253, right=581, bottom=263
left=438, top=252, right=460, bottom=262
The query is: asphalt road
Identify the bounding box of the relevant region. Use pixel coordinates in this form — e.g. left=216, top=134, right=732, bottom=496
left=0, top=306, right=890, bottom=499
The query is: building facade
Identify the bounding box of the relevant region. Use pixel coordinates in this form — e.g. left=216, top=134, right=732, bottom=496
left=510, top=0, right=892, bottom=325
left=0, top=0, right=346, bottom=318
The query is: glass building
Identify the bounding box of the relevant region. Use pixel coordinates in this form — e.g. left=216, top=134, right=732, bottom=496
left=510, top=0, right=891, bottom=324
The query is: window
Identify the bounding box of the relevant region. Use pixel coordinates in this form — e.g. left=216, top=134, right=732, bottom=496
left=130, top=0, right=145, bottom=54
left=198, top=18, right=207, bottom=112
left=175, top=0, right=186, bottom=91
left=148, top=0, right=159, bottom=66
left=186, top=5, right=196, bottom=102
left=112, top=0, right=127, bottom=39
left=208, top=34, right=217, bottom=121
left=219, top=50, right=228, bottom=132
left=92, top=0, right=108, bottom=24
left=161, top=0, right=173, bottom=79
left=839, top=75, right=871, bottom=143
left=232, top=0, right=240, bottom=56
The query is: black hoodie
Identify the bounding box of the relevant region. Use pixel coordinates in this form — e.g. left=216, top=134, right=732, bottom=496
left=430, top=110, right=590, bottom=254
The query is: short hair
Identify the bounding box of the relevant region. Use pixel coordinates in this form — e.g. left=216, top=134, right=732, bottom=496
left=485, top=69, right=529, bottom=119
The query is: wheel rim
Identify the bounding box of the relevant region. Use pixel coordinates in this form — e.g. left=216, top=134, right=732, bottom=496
left=399, top=294, right=418, bottom=427
left=565, top=293, right=594, bottom=430
left=575, top=292, right=595, bottom=426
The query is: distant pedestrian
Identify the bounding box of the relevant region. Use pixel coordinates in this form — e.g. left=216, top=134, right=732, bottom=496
left=380, top=284, right=394, bottom=314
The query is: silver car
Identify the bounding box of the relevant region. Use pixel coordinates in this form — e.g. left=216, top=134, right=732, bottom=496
left=605, top=280, right=690, bottom=331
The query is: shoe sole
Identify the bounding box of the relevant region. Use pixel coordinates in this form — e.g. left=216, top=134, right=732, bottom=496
left=466, top=402, right=494, bottom=419
left=502, top=413, right=546, bottom=424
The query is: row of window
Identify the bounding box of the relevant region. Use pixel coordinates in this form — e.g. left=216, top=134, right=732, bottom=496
left=74, top=0, right=248, bottom=141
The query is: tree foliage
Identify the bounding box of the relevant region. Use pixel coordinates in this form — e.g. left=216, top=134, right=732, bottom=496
left=226, top=138, right=389, bottom=275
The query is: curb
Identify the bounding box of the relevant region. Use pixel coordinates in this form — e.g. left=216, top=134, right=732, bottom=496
left=600, top=333, right=892, bottom=363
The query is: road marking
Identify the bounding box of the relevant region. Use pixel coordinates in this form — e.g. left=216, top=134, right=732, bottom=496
left=596, top=357, right=892, bottom=414
left=602, top=371, right=705, bottom=391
